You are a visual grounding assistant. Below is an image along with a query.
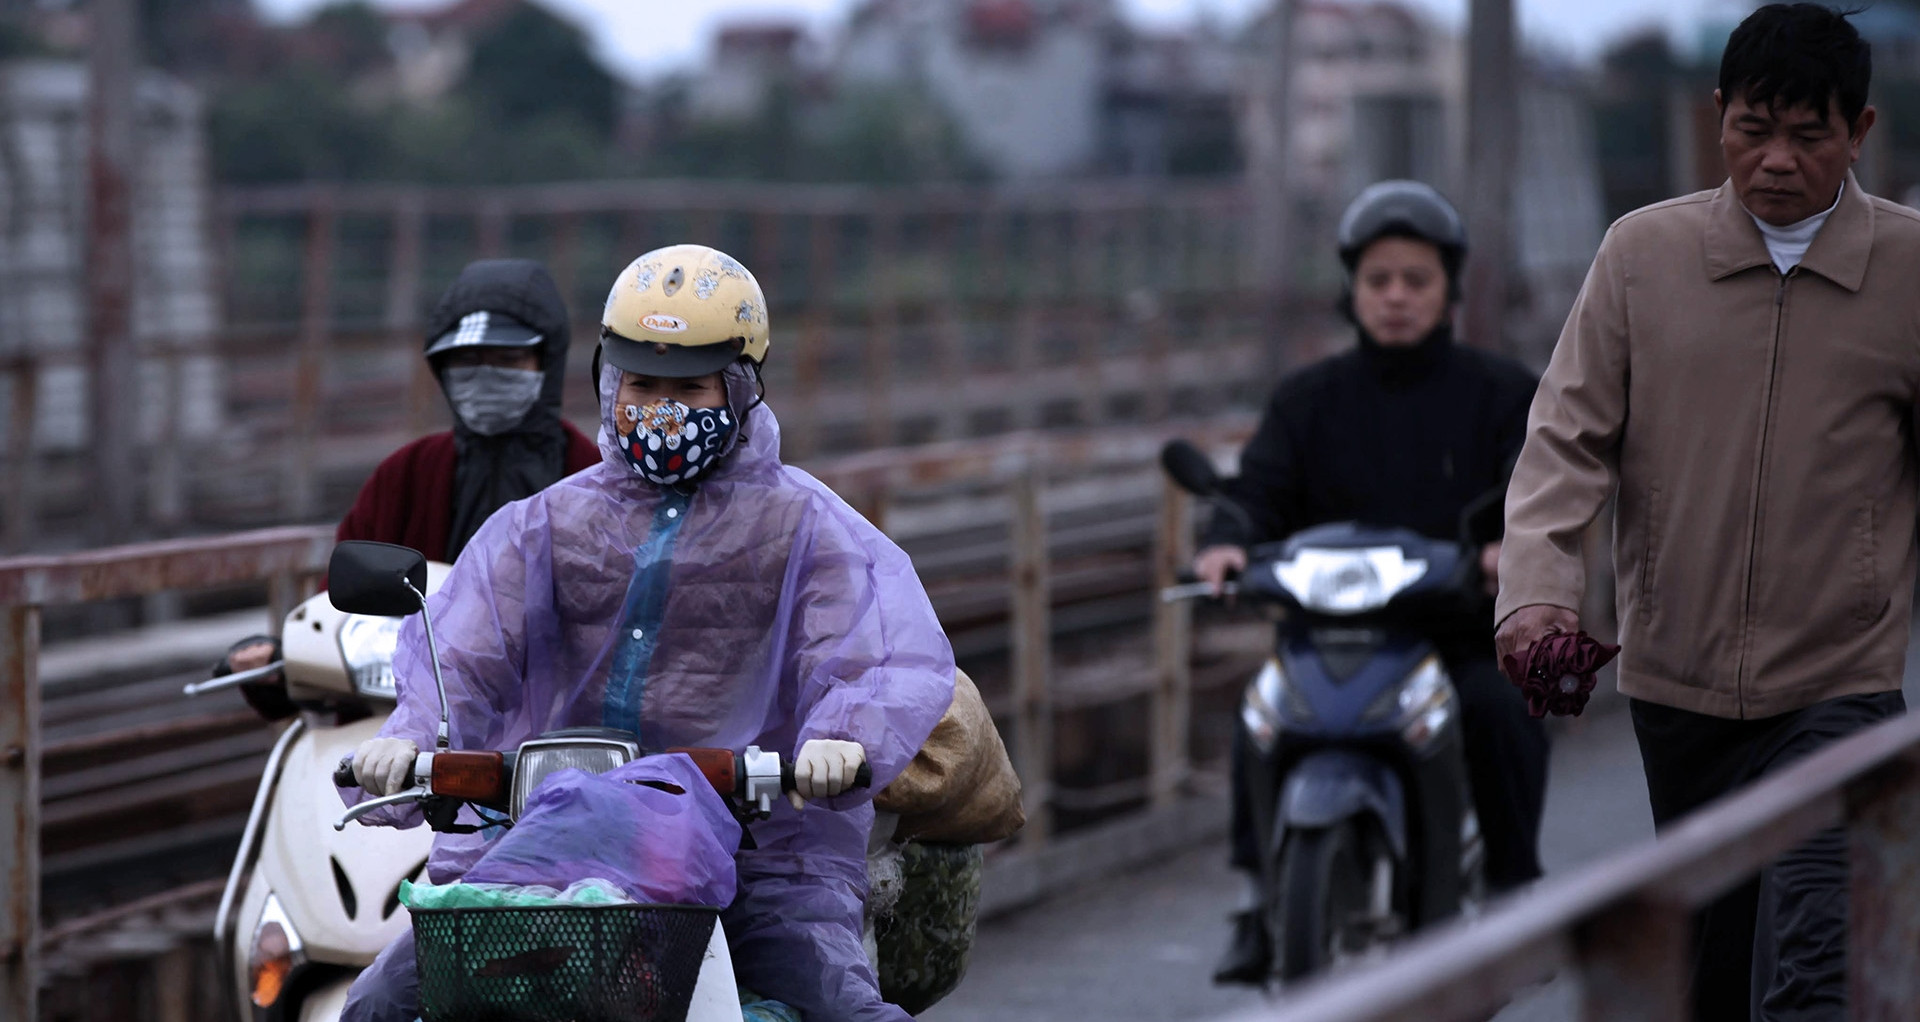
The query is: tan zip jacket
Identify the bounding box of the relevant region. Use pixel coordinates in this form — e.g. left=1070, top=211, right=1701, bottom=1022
left=1497, top=174, right=1920, bottom=719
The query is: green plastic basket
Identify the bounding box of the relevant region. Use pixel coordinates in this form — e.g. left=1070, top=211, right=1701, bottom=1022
left=412, top=903, right=719, bottom=1022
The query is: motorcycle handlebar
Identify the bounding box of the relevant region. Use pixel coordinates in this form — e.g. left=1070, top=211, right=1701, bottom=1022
left=183, top=659, right=286, bottom=697
left=332, top=754, right=420, bottom=790
left=781, top=761, right=873, bottom=792
left=1161, top=581, right=1240, bottom=603
left=333, top=749, right=872, bottom=798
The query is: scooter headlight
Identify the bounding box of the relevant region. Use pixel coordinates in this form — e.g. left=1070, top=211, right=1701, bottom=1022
left=511, top=737, right=640, bottom=820
left=248, top=893, right=305, bottom=1012
left=339, top=614, right=404, bottom=699
left=1363, top=656, right=1456, bottom=749
left=1241, top=658, right=1311, bottom=754
left=1273, top=548, right=1429, bottom=615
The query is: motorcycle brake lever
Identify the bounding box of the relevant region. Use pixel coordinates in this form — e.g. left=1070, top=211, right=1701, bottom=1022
left=182, top=660, right=287, bottom=697
left=334, top=786, right=428, bottom=832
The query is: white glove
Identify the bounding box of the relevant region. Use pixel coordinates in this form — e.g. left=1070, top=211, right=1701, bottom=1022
left=788, top=739, right=866, bottom=811
left=353, top=737, right=418, bottom=797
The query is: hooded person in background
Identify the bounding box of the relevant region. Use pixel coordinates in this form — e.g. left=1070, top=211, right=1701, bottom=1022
left=340, top=257, right=600, bottom=560
left=212, top=259, right=600, bottom=708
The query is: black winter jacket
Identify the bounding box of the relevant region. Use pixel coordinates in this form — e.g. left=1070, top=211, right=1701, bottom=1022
left=1204, top=327, right=1539, bottom=553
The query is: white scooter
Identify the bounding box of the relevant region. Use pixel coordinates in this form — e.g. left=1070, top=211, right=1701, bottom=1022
left=185, top=562, right=449, bottom=1021
left=327, top=540, right=852, bottom=1022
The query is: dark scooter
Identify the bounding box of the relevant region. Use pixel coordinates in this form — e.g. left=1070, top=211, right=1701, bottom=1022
left=1160, top=440, right=1486, bottom=981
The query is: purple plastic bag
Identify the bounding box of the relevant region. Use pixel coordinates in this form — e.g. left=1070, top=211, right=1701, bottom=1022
left=459, top=754, right=741, bottom=908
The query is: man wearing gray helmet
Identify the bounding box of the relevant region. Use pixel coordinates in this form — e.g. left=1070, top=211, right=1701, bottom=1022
left=1196, top=181, right=1546, bottom=984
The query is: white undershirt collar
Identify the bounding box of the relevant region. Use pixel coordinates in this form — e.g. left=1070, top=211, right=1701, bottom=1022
left=1747, top=182, right=1843, bottom=274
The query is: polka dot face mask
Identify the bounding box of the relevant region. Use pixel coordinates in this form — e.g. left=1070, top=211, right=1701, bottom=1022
left=614, top=399, right=736, bottom=486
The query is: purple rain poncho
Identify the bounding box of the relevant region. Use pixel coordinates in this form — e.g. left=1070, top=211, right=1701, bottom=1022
left=344, top=361, right=956, bottom=1022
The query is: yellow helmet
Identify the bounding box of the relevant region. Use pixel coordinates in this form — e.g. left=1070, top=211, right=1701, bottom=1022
left=598, top=244, right=770, bottom=378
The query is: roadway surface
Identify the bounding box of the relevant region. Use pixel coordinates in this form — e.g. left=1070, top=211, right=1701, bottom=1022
left=927, top=633, right=1920, bottom=1022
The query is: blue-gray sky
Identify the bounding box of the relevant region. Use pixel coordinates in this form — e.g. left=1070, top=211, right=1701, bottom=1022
left=255, top=0, right=1752, bottom=82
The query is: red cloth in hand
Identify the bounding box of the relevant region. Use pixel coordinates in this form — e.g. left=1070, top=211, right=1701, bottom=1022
left=1500, top=631, right=1621, bottom=718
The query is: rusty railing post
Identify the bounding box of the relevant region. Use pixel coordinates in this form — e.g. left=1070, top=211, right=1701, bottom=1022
left=854, top=486, right=891, bottom=536
left=4, top=366, right=37, bottom=552
left=267, top=569, right=317, bottom=634
left=0, top=604, right=42, bottom=1022
left=87, top=0, right=138, bottom=546
left=147, top=351, right=184, bottom=536
left=793, top=212, right=835, bottom=459
left=1010, top=458, right=1053, bottom=843
left=1575, top=896, right=1690, bottom=1022
left=288, top=195, right=337, bottom=521
left=1011, top=208, right=1046, bottom=432
left=1150, top=474, right=1193, bottom=807
left=1071, top=205, right=1104, bottom=427
left=932, top=208, right=969, bottom=442
left=1847, top=757, right=1920, bottom=1019
left=865, top=202, right=900, bottom=450
left=385, top=193, right=432, bottom=437
left=476, top=197, right=509, bottom=259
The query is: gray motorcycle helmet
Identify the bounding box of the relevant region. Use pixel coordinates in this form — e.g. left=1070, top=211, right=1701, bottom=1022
left=1336, top=180, right=1467, bottom=296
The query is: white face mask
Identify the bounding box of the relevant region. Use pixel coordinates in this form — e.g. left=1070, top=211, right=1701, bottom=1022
left=443, top=366, right=543, bottom=435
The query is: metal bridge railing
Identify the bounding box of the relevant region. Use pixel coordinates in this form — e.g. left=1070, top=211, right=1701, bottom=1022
left=1212, top=705, right=1920, bottom=1022
left=0, top=526, right=333, bottom=1022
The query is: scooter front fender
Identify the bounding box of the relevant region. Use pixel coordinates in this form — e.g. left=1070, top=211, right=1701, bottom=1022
left=1277, top=749, right=1407, bottom=859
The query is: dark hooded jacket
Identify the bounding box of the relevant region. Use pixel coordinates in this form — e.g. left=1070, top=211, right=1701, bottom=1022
left=1206, top=324, right=1537, bottom=550
left=337, top=260, right=598, bottom=562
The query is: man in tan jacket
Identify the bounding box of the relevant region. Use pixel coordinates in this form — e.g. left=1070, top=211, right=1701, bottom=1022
left=1496, top=5, right=1912, bottom=1020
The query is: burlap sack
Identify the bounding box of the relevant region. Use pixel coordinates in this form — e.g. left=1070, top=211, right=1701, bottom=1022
left=875, top=669, right=1025, bottom=844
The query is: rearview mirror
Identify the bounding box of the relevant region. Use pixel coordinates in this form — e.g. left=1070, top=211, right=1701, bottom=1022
left=1160, top=440, right=1221, bottom=497
left=328, top=542, right=429, bottom=617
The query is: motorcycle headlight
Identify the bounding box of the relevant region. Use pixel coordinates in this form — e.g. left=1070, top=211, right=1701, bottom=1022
left=1241, top=658, right=1312, bottom=754
left=511, top=737, right=640, bottom=820
left=339, top=614, right=404, bottom=699
left=1273, top=548, right=1429, bottom=615
left=1361, top=656, right=1456, bottom=749
left=248, top=893, right=304, bottom=1013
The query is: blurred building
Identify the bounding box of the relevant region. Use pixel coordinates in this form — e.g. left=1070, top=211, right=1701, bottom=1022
left=0, top=61, right=222, bottom=455
left=1289, top=1, right=1460, bottom=201
left=687, top=22, right=816, bottom=121
left=380, top=0, right=527, bottom=105
left=1258, top=1, right=1603, bottom=362
left=821, top=0, right=1238, bottom=178
left=838, top=0, right=1117, bottom=179
left=1104, top=26, right=1244, bottom=176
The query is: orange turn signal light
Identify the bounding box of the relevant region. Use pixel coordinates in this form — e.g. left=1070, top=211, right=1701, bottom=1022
left=249, top=921, right=293, bottom=1007
left=667, top=747, right=737, bottom=797
left=429, top=750, right=508, bottom=804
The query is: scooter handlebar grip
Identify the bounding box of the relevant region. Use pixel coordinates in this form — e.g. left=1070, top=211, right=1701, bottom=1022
left=777, top=761, right=874, bottom=793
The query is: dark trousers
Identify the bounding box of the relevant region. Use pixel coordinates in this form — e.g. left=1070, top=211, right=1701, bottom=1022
left=1230, top=655, right=1549, bottom=892
left=1630, top=690, right=1905, bottom=1022
left=341, top=930, right=418, bottom=1022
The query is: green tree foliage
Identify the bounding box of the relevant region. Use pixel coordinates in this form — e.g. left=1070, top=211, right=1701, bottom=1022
left=639, top=83, right=985, bottom=184
left=206, top=0, right=616, bottom=184
left=210, top=66, right=393, bottom=183
left=465, top=5, right=615, bottom=134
